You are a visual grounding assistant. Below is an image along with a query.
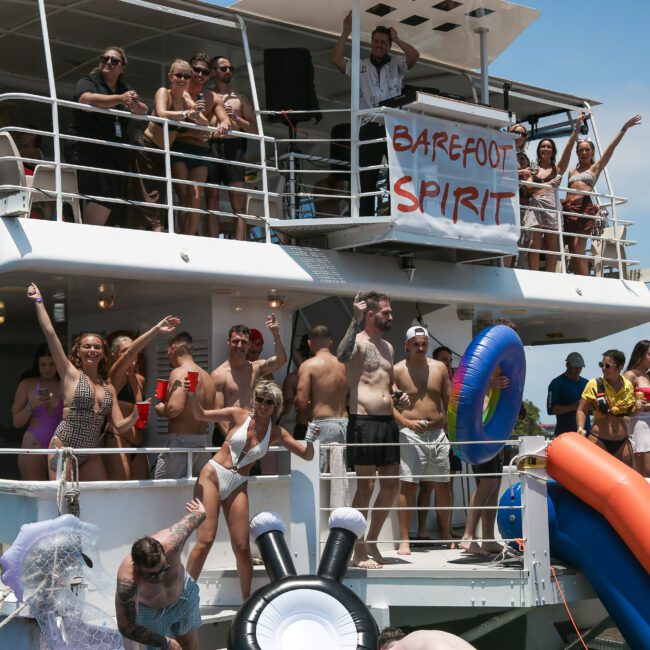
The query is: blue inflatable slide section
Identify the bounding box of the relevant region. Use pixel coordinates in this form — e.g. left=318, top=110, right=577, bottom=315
left=498, top=482, right=650, bottom=650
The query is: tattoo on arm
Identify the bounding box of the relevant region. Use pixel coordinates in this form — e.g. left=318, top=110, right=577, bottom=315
left=116, top=578, right=167, bottom=647
left=337, top=318, right=362, bottom=362
left=168, top=511, right=207, bottom=552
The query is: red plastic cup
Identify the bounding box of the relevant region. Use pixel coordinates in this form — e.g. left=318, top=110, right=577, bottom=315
left=155, top=379, right=169, bottom=400
left=135, top=401, right=150, bottom=429
left=186, top=371, right=199, bottom=393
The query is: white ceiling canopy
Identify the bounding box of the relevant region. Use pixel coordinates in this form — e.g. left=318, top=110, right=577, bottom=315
left=230, top=0, right=540, bottom=70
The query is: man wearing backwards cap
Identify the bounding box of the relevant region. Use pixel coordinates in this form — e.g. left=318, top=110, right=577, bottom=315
left=547, top=352, right=591, bottom=436
left=393, top=326, right=455, bottom=554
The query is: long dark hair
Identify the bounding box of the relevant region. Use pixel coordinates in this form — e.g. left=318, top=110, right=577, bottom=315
left=536, top=138, right=557, bottom=165
left=20, top=343, right=60, bottom=380
left=627, top=340, right=650, bottom=371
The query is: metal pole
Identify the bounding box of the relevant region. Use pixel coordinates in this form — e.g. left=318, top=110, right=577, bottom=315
left=37, top=0, right=63, bottom=220
left=238, top=14, right=271, bottom=243
left=474, top=27, right=489, bottom=106
left=350, top=0, right=361, bottom=219
left=162, top=119, right=174, bottom=232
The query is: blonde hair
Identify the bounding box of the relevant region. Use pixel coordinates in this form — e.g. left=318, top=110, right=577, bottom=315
left=170, top=58, right=190, bottom=73
left=250, top=380, right=283, bottom=418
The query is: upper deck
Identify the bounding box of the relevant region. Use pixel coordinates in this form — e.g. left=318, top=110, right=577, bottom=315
left=0, top=0, right=648, bottom=352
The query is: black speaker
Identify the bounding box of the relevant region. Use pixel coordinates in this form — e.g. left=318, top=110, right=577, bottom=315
left=264, top=48, right=321, bottom=124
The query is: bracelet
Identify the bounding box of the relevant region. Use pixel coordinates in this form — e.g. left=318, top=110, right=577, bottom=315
left=577, top=426, right=586, bottom=435
left=35, top=298, right=43, bottom=303
left=162, top=637, right=172, bottom=650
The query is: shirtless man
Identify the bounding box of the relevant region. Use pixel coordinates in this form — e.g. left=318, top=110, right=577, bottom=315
left=206, top=55, right=258, bottom=241
left=296, top=325, right=349, bottom=507
left=116, top=498, right=206, bottom=650
left=393, top=327, right=454, bottom=555
left=337, top=291, right=407, bottom=568
left=154, top=332, right=215, bottom=478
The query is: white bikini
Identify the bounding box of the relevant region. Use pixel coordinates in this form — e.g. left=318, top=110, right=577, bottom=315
left=208, top=416, right=271, bottom=500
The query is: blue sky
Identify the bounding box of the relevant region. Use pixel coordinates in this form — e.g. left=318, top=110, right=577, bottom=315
left=208, top=1, right=648, bottom=420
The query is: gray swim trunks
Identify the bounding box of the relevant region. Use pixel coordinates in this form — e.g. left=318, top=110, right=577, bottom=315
left=154, top=433, right=211, bottom=479
left=312, top=417, right=347, bottom=472
left=399, top=428, right=450, bottom=484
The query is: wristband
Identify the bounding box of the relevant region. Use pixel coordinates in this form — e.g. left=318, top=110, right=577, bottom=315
left=35, top=298, right=43, bottom=303
left=163, top=637, right=172, bottom=650
left=577, top=427, right=586, bottom=435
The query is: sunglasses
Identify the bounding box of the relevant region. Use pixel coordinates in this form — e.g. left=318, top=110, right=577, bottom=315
left=100, top=55, right=122, bottom=66
left=173, top=72, right=192, bottom=80
left=192, top=66, right=211, bottom=76
left=598, top=361, right=615, bottom=370
left=217, top=65, right=234, bottom=72
left=515, top=131, right=527, bottom=136
left=137, top=563, right=170, bottom=581
left=255, top=396, right=275, bottom=406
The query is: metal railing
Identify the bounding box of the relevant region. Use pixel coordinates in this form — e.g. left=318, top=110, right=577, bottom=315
left=0, top=93, right=638, bottom=276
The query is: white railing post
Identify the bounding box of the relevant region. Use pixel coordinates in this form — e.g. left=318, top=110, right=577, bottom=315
left=350, top=0, right=361, bottom=219
left=290, top=441, right=320, bottom=574
left=554, top=184, right=567, bottom=273
left=237, top=14, right=271, bottom=242
left=162, top=119, right=174, bottom=233
left=518, top=435, right=551, bottom=608
left=37, top=0, right=63, bottom=221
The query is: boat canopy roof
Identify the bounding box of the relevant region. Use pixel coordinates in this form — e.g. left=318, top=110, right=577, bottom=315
left=0, top=0, right=598, bottom=123
left=231, top=0, right=538, bottom=71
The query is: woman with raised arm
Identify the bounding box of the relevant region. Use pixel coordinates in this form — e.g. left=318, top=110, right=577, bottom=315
left=11, top=344, right=63, bottom=480
left=183, top=379, right=318, bottom=599
left=26, top=283, right=147, bottom=481
left=563, top=114, right=642, bottom=276
left=624, top=340, right=650, bottom=477
left=521, top=114, right=584, bottom=272
left=104, top=315, right=181, bottom=481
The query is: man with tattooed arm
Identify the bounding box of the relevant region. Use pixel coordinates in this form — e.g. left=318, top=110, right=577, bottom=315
left=115, top=499, right=206, bottom=649
left=337, top=291, right=408, bottom=569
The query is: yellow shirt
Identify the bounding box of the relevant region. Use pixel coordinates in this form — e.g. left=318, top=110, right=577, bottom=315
left=582, top=376, right=635, bottom=420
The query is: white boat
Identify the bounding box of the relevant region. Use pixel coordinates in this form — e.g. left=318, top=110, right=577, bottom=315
left=0, top=0, right=648, bottom=648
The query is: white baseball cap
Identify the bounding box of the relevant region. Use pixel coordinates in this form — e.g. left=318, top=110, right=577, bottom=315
left=405, top=326, right=428, bottom=343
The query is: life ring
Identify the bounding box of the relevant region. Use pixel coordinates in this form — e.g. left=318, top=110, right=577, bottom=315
left=228, top=509, right=377, bottom=650
left=447, top=325, right=526, bottom=465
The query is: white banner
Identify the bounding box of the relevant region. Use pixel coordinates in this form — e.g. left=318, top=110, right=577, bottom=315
left=384, top=112, right=520, bottom=251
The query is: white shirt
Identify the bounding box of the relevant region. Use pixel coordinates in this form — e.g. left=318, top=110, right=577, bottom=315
left=345, top=55, right=407, bottom=109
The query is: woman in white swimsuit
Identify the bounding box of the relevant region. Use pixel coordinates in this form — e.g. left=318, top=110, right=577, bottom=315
left=183, top=379, right=318, bottom=598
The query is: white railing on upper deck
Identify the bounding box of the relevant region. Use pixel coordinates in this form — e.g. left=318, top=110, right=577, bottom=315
left=0, top=94, right=638, bottom=277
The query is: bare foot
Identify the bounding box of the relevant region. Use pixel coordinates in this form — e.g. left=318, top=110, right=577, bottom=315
left=482, top=541, right=504, bottom=554
left=352, top=544, right=383, bottom=569
left=354, top=557, right=383, bottom=569
left=365, top=542, right=386, bottom=564
left=397, top=541, right=412, bottom=555
left=460, top=539, right=490, bottom=556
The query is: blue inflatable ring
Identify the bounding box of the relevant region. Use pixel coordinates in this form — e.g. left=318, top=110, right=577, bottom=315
left=447, top=324, right=526, bottom=465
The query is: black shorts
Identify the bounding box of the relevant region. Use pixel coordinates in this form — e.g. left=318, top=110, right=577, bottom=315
left=347, top=415, right=399, bottom=467
left=73, top=146, right=128, bottom=208
left=471, top=450, right=504, bottom=482
left=208, top=137, right=247, bottom=186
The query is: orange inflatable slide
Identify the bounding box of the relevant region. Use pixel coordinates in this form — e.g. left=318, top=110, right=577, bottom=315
left=546, top=431, right=650, bottom=575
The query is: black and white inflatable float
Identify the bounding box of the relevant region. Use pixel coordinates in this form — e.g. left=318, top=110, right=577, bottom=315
left=228, top=507, right=378, bottom=650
